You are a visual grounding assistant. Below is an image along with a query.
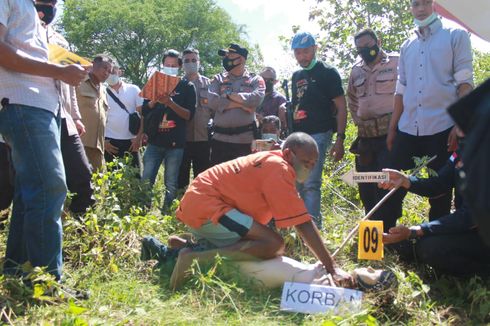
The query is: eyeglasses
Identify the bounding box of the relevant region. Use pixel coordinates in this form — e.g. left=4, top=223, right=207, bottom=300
left=411, top=0, right=433, bottom=8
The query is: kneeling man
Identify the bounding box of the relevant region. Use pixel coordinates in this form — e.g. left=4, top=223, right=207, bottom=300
left=171, top=132, right=352, bottom=289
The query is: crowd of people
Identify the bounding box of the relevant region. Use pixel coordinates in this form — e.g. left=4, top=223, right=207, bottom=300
left=0, top=0, right=488, bottom=295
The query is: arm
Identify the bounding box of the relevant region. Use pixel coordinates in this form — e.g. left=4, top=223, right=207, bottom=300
left=329, top=95, right=347, bottom=162
left=295, top=221, right=353, bottom=286
left=227, top=75, right=266, bottom=109
left=207, top=76, right=231, bottom=113
left=387, top=94, right=403, bottom=151
left=68, top=85, right=86, bottom=135
left=0, top=24, right=87, bottom=86
left=347, top=72, right=361, bottom=126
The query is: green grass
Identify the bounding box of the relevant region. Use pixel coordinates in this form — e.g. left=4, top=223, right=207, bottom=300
left=0, top=147, right=489, bottom=325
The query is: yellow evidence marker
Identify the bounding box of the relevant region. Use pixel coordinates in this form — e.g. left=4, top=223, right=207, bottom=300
left=48, top=44, right=91, bottom=66
left=358, top=220, right=384, bottom=261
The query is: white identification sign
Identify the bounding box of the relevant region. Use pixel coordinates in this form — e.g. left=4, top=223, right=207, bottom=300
left=341, top=169, right=390, bottom=187
left=280, top=282, right=363, bottom=314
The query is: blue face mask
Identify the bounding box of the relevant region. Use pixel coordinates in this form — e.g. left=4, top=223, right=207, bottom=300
left=262, top=133, right=278, bottom=141
left=162, top=66, right=179, bottom=76
left=414, top=12, right=438, bottom=27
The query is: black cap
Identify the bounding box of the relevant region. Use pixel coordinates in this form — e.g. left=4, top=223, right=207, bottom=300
left=218, top=43, right=248, bottom=59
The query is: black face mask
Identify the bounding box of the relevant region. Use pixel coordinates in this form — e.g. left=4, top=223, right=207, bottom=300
left=265, top=80, right=274, bottom=93
left=358, top=44, right=379, bottom=64
left=36, top=4, right=56, bottom=25
left=222, top=57, right=240, bottom=72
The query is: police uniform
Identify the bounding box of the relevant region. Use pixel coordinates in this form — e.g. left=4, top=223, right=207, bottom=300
left=178, top=74, right=213, bottom=188
left=207, top=69, right=265, bottom=165
left=347, top=52, right=399, bottom=223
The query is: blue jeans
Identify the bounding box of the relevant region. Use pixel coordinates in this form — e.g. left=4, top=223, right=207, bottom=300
left=297, top=131, right=333, bottom=228
left=0, top=104, right=66, bottom=280
left=142, top=144, right=184, bottom=209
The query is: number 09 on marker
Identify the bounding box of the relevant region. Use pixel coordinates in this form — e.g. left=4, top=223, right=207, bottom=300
left=358, top=221, right=384, bottom=261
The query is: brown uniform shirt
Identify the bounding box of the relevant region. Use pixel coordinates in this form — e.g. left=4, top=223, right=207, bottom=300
left=347, top=52, right=399, bottom=138
left=76, top=76, right=108, bottom=153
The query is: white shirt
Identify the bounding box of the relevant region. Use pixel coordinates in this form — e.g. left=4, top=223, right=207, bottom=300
left=0, top=0, right=60, bottom=114
left=396, top=19, right=473, bottom=136
left=105, top=82, right=144, bottom=140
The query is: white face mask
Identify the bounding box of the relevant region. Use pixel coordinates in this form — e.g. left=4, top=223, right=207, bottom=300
left=162, top=66, right=179, bottom=76
left=414, top=12, right=438, bottom=27
left=106, top=74, right=120, bottom=86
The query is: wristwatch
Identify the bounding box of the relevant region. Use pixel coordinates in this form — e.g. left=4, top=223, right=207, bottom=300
left=337, top=133, right=346, bottom=140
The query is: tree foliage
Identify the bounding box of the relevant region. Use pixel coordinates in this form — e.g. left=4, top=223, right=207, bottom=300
left=473, top=50, right=490, bottom=86
left=309, top=0, right=412, bottom=71
left=62, top=0, right=261, bottom=86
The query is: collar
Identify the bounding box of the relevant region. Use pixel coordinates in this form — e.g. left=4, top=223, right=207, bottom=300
left=223, top=69, right=250, bottom=79
left=414, top=18, right=442, bottom=38
left=359, top=51, right=390, bottom=71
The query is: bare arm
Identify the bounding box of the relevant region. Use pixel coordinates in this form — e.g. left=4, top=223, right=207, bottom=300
left=0, top=24, right=87, bottom=86
left=329, top=95, right=347, bottom=161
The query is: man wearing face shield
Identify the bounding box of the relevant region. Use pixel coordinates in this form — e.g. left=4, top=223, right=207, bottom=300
left=347, top=29, right=399, bottom=230
left=207, top=43, right=266, bottom=166
left=177, top=48, right=212, bottom=190
left=168, top=132, right=353, bottom=289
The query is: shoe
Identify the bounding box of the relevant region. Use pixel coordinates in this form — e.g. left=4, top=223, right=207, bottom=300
left=58, top=285, right=91, bottom=300
left=352, top=267, right=398, bottom=292
left=140, top=236, right=179, bottom=263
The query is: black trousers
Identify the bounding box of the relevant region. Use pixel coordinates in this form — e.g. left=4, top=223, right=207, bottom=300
left=210, top=139, right=252, bottom=166
left=104, top=138, right=141, bottom=176
left=387, top=231, right=490, bottom=277
left=351, top=136, right=392, bottom=229
left=0, top=142, right=14, bottom=212
left=61, top=119, right=95, bottom=214
left=384, top=127, right=452, bottom=229
left=178, top=141, right=211, bottom=189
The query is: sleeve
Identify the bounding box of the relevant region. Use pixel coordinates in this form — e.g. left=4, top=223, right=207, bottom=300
left=207, top=75, right=230, bottom=113
left=395, top=43, right=407, bottom=95
left=141, top=99, right=152, bottom=117
left=419, top=208, right=476, bottom=235
left=237, top=75, right=266, bottom=108
left=326, top=67, right=344, bottom=99
left=0, top=1, right=9, bottom=28
left=185, top=82, right=197, bottom=120
left=347, top=69, right=360, bottom=125
left=69, top=85, right=82, bottom=120
left=451, top=29, right=474, bottom=86
left=134, top=86, right=144, bottom=108
left=408, top=160, right=455, bottom=198
left=262, top=166, right=311, bottom=228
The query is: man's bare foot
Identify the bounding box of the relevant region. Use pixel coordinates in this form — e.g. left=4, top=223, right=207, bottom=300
left=170, top=247, right=194, bottom=290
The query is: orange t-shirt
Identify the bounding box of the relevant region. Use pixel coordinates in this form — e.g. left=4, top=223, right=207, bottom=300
left=176, top=150, right=311, bottom=229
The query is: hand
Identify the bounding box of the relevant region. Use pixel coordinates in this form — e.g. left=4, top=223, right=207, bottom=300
left=386, top=128, right=396, bottom=151
left=104, top=140, right=119, bottom=155
left=129, top=136, right=142, bottom=152
left=56, top=64, right=88, bottom=87
left=329, top=139, right=344, bottom=162
left=256, top=113, right=264, bottom=124
left=158, top=93, right=173, bottom=107
left=378, top=168, right=410, bottom=190
left=447, top=126, right=459, bottom=152
left=74, top=119, right=86, bottom=136
left=383, top=225, right=411, bottom=244
left=331, top=267, right=354, bottom=288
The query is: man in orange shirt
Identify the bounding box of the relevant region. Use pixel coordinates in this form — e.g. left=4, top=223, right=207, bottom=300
left=169, top=132, right=352, bottom=289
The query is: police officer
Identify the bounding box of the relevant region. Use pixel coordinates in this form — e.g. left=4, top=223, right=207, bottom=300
left=207, top=43, right=266, bottom=165
left=347, top=28, right=399, bottom=230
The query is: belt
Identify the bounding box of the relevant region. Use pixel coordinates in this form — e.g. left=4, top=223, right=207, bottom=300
left=213, top=123, right=255, bottom=135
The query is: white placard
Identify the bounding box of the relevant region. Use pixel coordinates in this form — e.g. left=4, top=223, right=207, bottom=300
left=280, top=282, right=363, bottom=314
left=341, top=169, right=390, bottom=187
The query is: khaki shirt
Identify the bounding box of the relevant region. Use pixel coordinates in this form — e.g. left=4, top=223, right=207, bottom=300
left=348, top=52, right=399, bottom=137
left=186, top=75, right=212, bottom=142
left=76, top=76, right=107, bottom=153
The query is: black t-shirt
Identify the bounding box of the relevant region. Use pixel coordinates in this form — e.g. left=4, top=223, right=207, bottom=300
left=291, top=61, right=344, bottom=134
left=142, top=80, right=196, bottom=148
